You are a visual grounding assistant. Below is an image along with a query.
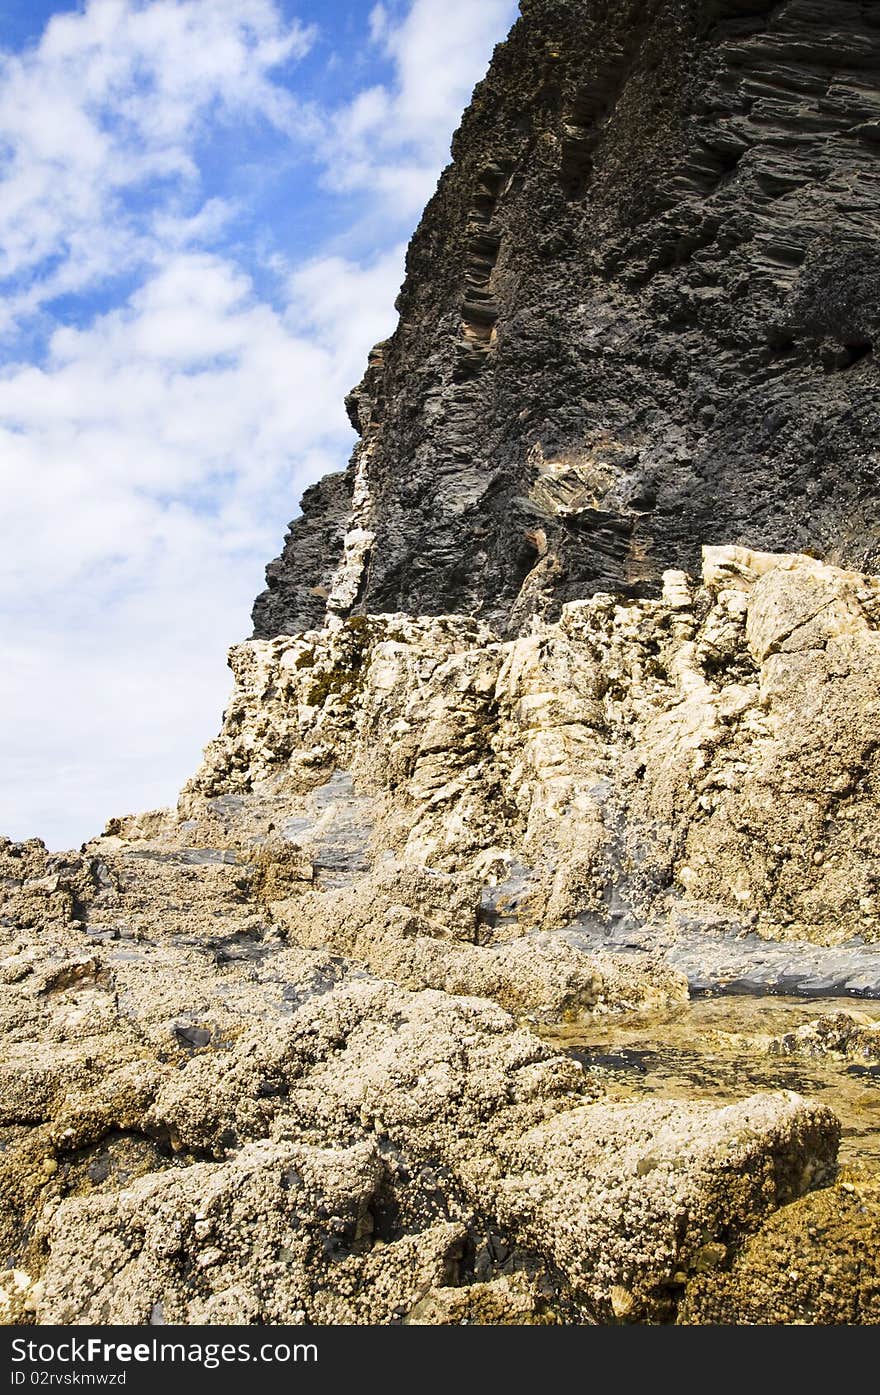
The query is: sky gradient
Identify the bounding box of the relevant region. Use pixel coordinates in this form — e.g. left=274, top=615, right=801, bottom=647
left=0, top=0, right=518, bottom=848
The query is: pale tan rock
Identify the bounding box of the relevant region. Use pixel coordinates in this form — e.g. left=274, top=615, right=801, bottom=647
left=268, top=866, right=686, bottom=1020
left=25, top=986, right=838, bottom=1327
left=177, top=546, right=880, bottom=944
left=464, top=1091, right=838, bottom=1323
left=35, top=1137, right=465, bottom=1326
left=7, top=545, right=880, bottom=1326
left=405, top=1274, right=553, bottom=1325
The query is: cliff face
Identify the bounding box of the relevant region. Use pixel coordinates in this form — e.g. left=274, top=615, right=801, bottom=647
left=12, top=548, right=880, bottom=1326
left=194, top=547, right=880, bottom=953
left=253, top=0, right=880, bottom=641
left=9, top=0, right=880, bottom=1332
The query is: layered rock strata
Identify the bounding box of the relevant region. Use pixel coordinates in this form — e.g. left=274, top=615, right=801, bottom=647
left=7, top=0, right=880, bottom=1329
left=254, top=0, right=880, bottom=640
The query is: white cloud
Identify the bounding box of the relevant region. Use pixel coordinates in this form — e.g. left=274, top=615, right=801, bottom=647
left=323, top=0, right=518, bottom=215
left=368, top=4, right=390, bottom=46
left=0, top=240, right=406, bottom=848
left=0, top=0, right=315, bottom=324
left=380, top=0, right=514, bottom=143
left=0, top=0, right=519, bottom=849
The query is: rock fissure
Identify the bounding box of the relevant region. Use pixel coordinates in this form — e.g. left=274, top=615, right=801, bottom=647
left=7, top=0, right=880, bottom=1326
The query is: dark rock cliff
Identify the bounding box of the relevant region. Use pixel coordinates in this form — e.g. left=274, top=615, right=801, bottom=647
left=253, top=0, right=880, bottom=640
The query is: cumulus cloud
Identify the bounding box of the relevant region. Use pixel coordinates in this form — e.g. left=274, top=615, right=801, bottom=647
left=1, top=242, right=406, bottom=606
left=0, top=0, right=314, bottom=326
left=0, top=0, right=518, bottom=849
left=323, top=0, right=518, bottom=215
left=0, top=241, right=405, bottom=847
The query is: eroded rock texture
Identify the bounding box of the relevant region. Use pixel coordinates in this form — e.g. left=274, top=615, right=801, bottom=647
left=253, top=0, right=880, bottom=641
left=0, top=824, right=843, bottom=1325
left=205, top=548, right=880, bottom=950
left=7, top=0, right=880, bottom=1330
left=8, top=551, right=880, bottom=1324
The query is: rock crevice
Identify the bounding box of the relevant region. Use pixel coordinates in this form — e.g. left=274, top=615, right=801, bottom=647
left=253, top=0, right=880, bottom=640
left=6, top=0, right=880, bottom=1327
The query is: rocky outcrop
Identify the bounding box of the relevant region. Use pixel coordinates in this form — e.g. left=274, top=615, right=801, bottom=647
left=10, top=545, right=880, bottom=1324
left=679, top=1176, right=880, bottom=1324
left=8, top=551, right=880, bottom=1323
left=0, top=818, right=840, bottom=1325
left=8, top=0, right=880, bottom=1330
left=718, top=1008, right=880, bottom=1063
left=196, top=548, right=880, bottom=948
left=253, top=0, right=880, bottom=640
left=31, top=1092, right=836, bottom=1326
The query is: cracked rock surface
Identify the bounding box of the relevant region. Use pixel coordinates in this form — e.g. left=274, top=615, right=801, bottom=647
left=5, top=548, right=880, bottom=1324
left=7, top=0, right=880, bottom=1327
left=253, top=0, right=880, bottom=641
left=191, top=547, right=880, bottom=949
left=0, top=834, right=843, bottom=1324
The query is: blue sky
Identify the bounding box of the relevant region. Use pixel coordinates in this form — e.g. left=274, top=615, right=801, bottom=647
left=0, top=0, right=518, bottom=849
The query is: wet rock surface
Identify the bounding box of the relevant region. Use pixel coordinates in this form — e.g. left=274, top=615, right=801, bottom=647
left=8, top=0, right=880, bottom=1328
left=565, top=922, right=880, bottom=999
left=541, top=996, right=880, bottom=1170
left=2, top=823, right=840, bottom=1324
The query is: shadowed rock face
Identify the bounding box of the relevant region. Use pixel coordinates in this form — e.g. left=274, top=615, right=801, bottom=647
left=9, top=0, right=880, bottom=1330
left=252, top=0, right=880, bottom=641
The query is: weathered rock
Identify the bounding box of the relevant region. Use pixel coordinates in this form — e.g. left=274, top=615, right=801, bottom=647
left=0, top=822, right=842, bottom=1326
left=767, top=1012, right=880, bottom=1064
left=8, top=0, right=880, bottom=1329
left=186, top=548, right=880, bottom=947
left=679, top=1177, right=880, bottom=1325
left=405, top=1274, right=554, bottom=1325
left=267, top=865, right=687, bottom=1021
left=465, top=1091, right=838, bottom=1323
left=34, top=1138, right=466, bottom=1326
left=253, top=0, right=880, bottom=642
left=0, top=1269, right=44, bottom=1324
